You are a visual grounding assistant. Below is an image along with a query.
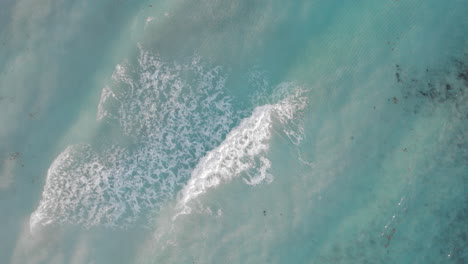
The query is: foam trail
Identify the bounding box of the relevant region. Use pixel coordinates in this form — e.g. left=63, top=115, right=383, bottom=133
left=176, top=88, right=308, bottom=216
left=96, top=86, right=116, bottom=120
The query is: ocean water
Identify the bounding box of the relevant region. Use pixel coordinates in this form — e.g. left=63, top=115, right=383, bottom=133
left=0, top=0, right=467, bottom=263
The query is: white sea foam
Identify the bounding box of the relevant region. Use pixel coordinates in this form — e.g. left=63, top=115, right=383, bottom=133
left=96, top=86, right=116, bottom=120
left=31, top=48, right=239, bottom=232
left=145, top=17, right=156, bottom=28
left=31, top=46, right=308, bottom=232
left=176, top=87, right=308, bottom=216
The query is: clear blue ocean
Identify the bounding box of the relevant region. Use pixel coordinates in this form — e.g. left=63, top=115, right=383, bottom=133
left=0, top=0, right=467, bottom=263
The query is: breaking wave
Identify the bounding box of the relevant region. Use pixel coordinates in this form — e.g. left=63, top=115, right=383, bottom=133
left=176, top=87, right=308, bottom=216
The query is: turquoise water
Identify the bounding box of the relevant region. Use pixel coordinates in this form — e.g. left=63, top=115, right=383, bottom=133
left=0, top=0, right=467, bottom=263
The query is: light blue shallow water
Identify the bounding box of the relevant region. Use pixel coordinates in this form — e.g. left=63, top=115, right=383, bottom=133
left=0, top=0, right=467, bottom=263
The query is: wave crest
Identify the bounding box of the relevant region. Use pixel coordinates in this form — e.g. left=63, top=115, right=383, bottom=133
left=176, top=86, right=308, bottom=216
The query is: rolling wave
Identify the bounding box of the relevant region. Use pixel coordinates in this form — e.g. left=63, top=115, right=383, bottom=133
left=176, top=86, right=308, bottom=216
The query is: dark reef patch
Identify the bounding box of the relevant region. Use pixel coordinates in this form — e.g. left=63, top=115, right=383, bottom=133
left=393, top=55, right=467, bottom=116
left=395, top=64, right=402, bottom=83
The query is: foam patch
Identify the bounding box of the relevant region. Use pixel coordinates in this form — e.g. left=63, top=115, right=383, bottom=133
left=31, top=48, right=239, bottom=232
